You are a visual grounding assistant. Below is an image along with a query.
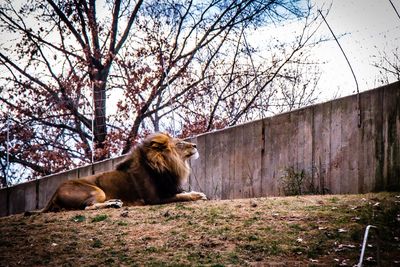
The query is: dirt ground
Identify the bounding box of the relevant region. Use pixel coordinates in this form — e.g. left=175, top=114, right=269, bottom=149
left=0, top=192, right=399, bottom=266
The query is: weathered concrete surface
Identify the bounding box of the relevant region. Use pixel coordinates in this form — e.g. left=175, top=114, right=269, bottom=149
left=189, top=81, right=400, bottom=199
left=7, top=181, right=37, bottom=215
left=1, top=81, right=399, bottom=216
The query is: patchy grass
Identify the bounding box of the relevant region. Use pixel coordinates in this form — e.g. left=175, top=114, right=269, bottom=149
left=91, top=214, right=108, bottom=222
left=71, top=214, right=86, bottom=223
left=0, top=192, right=399, bottom=266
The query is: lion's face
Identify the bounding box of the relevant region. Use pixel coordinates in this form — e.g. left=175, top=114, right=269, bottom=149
left=143, top=132, right=199, bottom=163
left=137, top=133, right=198, bottom=180
left=175, top=139, right=199, bottom=160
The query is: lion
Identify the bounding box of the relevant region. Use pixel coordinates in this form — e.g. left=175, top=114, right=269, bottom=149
left=28, top=132, right=206, bottom=213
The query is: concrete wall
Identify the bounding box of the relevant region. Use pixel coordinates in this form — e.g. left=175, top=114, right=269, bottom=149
left=1, top=82, right=399, bottom=216
left=189, top=81, right=400, bottom=199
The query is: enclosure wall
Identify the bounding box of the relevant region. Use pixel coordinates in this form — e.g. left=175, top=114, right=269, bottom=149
left=1, top=82, right=399, bottom=216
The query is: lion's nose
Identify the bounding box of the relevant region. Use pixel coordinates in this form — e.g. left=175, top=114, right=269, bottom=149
left=192, top=144, right=197, bottom=148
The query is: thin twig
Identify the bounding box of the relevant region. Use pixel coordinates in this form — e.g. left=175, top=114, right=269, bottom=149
left=388, top=0, right=400, bottom=21
left=318, top=10, right=361, bottom=128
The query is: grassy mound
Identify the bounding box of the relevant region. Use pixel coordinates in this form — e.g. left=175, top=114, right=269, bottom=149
left=0, top=192, right=399, bottom=266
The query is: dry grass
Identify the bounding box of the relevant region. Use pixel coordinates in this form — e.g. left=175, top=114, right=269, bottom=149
left=0, top=192, right=399, bottom=266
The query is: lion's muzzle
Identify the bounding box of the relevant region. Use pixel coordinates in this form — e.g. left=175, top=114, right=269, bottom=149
left=190, top=149, right=199, bottom=160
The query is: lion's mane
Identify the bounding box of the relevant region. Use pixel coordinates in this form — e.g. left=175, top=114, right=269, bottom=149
left=115, top=132, right=193, bottom=200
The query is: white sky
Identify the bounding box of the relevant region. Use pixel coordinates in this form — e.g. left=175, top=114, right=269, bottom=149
left=310, top=0, right=400, bottom=99
left=1, top=0, right=399, bottom=104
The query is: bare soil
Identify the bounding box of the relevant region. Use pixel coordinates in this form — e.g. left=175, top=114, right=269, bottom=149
left=0, top=192, right=399, bottom=267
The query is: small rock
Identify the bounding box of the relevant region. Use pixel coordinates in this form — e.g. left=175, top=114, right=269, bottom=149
left=337, top=244, right=356, bottom=250
left=250, top=200, right=258, bottom=208
left=366, top=256, right=375, bottom=262
left=163, top=210, right=171, bottom=217
left=120, top=210, right=129, bottom=217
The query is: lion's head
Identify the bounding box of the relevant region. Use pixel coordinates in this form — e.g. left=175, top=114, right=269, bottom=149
left=116, top=132, right=198, bottom=186
left=139, top=133, right=198, bottom=180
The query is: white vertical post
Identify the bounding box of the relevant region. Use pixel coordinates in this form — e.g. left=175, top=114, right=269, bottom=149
left=166, top=74, right=176, bottom=136
left=159, top=46, right=176, bottom=136
left=5, top=112, right=10, bottom=187
left=92, top=82, right=95, bottom=164
left=358, top=225, right=378, bottom=267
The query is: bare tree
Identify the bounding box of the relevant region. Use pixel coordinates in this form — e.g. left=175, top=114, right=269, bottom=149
left=0, top=0, right=144, bottom=153
left=373, top=47, right=400, bottom=84
left=0, top=0, right=321, bottom=186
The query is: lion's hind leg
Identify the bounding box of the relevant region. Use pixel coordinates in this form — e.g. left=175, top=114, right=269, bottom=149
left=54, top=180, right=107, bottom=210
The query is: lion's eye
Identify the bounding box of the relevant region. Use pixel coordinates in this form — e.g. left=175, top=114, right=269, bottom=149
left=176, top=142, right=185, bottom=148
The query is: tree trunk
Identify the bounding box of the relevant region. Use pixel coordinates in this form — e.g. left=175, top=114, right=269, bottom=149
left=0, top=175, right=7, bottom=188
left=92, top=70, right=109, bottom=160
left=93, top=87, right=106, bottom=140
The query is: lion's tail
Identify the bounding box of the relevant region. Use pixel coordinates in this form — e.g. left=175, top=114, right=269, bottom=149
left=23, top=191, right=58, bottom=216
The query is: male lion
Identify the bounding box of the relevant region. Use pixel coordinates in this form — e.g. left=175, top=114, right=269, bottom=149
left=32, top=132, right=206, bottom=213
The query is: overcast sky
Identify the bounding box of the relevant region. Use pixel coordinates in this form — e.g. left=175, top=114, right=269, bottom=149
left=311, top=0, right=399, bottom=99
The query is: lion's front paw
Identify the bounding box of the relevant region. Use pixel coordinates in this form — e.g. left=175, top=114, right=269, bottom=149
left=87, top=199, right=124, bottom=210
left=106, top=199, right=124, bottom=208
left=189, top=191, right=207, bottom=201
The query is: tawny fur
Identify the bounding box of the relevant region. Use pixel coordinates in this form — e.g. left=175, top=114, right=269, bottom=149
left=28, top=133, right=206, bottom=214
